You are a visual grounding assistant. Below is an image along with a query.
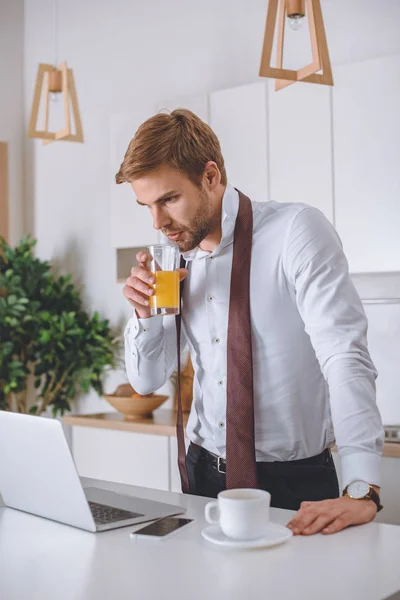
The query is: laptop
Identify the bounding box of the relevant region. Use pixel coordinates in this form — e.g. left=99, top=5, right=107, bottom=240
left=0, top=411, right=186, bottom=532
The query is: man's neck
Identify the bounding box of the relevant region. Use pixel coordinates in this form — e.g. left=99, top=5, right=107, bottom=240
left=198, top=185, right=226, bottom=252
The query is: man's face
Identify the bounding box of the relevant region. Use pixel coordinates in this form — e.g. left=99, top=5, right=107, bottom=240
left=130, top=165, right=213, bottom=253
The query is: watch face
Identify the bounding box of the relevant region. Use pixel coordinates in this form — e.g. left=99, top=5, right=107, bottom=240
left=347, top=480, right=370, bottom=499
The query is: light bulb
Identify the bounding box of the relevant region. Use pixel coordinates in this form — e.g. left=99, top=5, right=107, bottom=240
left=287, top=15, right=305, bottom=31
left=50, top=92, right=59, bottom=103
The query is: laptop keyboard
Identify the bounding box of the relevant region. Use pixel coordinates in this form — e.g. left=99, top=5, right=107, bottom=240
left=88, top=501, right=144, bottom=525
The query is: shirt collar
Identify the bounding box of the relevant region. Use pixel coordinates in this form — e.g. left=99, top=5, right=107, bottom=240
left=182, top=183, right=239, bottom=262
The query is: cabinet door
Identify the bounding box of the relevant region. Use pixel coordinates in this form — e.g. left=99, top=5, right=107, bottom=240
left=268, top=81, right=333, bottom=222
left=110, top=110, right=159, bottom=249
left=169, top=436, right=190, bottom=493
left=363, top=300, right=400, bottom=426
left=72, top=427, right=170, bottom=491
left=333, top=55, right=400, bottom=273
left=209, top=82, right=269, bottom=203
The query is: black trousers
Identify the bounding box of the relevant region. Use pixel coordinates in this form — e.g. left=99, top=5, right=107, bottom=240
left=186, top=443, right=340, bottom=511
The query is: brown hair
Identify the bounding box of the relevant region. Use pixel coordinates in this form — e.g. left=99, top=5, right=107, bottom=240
left=115, top=109, right=227, bottom=187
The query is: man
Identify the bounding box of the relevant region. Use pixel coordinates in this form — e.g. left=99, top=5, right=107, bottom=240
left=116, top=109, right=384, bottom=536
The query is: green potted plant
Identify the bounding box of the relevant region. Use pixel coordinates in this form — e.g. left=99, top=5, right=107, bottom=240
left=0, top=235, right=120, bottom=416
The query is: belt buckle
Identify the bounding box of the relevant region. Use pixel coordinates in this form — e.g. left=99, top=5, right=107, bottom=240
left=217, top=457, right=226, bottom=474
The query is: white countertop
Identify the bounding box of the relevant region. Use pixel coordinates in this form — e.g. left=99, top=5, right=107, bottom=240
left=1, top=478, right=400, bottom=600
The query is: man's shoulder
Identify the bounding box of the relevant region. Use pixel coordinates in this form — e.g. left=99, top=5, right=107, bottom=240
left=252, top=199, right=323, bottom=230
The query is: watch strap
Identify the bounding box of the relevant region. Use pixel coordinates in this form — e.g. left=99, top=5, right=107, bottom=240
left=368, top=487, right=383, bottom=513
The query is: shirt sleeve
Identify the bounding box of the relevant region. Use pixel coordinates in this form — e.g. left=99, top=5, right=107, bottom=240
left=284, top=206, right=384, bottom=489
left=124, top=309, right=188, bottom=395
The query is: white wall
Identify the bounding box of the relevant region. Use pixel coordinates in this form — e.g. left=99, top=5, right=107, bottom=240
left=279, top=0, right=400, bottom=69
left=22, top=0, right=400, bottom=413
left=0, top=0, right=24, bottom=244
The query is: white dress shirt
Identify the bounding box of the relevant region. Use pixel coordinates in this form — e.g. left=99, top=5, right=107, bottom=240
left=124, top=184, right=384, bottom=489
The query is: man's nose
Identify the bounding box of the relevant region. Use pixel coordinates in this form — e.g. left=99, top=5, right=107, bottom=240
left=152, top=207, right=171, bottom=231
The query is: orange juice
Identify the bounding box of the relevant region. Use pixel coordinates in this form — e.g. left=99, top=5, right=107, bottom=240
left=150, top=270, right=180, bottom=312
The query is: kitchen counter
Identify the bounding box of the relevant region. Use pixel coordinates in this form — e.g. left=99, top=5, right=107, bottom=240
left=63, top=409, right=400, bottom=458
left=63, top=408, right=188, bottom=436
left=1, top=477, right=400, bottom=600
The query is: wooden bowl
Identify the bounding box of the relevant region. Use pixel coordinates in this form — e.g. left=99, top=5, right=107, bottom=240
left=104, top=393, right=169, bottom=420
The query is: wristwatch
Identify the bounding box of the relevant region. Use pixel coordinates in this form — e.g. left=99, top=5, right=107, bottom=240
left=343, top=480, right=383, bottom=512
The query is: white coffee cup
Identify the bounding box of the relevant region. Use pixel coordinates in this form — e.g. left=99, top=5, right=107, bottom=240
left=204, top=488, right=271, bottom=540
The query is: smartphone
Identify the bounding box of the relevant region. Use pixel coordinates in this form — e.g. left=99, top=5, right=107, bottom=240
left=130, top=517, right=194, bottom=541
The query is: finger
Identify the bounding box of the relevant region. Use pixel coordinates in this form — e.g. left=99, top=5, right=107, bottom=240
left=287, top=509, right=320, bottom=534
left=136, top=250, right=151, bottom=265
left=302, top=515, right=336, bottom=536
left=178, top=268, right=189, bottom=281
left=123, top=284, right=150, bottom=307
left=287, top=501, right=319, bottom=528
left=130, top=267, right=156, bottom=286
left=126, top=275, right=155, bottom=298
left=126, top=297, right=138, bottom=309
left=123, top=293, right=151, bottom=318
left=322, top=516, right=351, bottom=535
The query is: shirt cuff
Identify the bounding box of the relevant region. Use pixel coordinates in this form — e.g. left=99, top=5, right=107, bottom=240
left=124, top=311, right=163, bottom=341
left=340, top=451, right=382, bottom=490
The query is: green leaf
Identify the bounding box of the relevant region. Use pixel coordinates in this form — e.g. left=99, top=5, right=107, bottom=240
left=67, top=328, right=81, bottom=336
left=39, top=331, right=51, bottom=343
left=12, top=304, right=26, bottom=313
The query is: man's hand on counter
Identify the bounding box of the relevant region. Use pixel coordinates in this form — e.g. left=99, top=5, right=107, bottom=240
left=286, top=492, right=379, bottom=536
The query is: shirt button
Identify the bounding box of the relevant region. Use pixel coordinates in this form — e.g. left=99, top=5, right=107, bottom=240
left=218, top=421, right=225, bottom=428
left=208, top=296, right=213, bottom=301
left=217, top=380, right=223, bottom=386
left=215, top=338, right=220, bottom=344
left=143, top=328, right=148, bottom=332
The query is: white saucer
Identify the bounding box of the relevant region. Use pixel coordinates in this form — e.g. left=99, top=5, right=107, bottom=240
left=201, top=522, right=292, bottom=549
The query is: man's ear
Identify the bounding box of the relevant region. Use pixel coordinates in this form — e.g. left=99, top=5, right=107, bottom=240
left=203, top=161, right=221, bottom=189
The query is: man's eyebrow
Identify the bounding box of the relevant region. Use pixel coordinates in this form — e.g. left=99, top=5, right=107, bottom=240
left=136, top=191, right=178, bottom=207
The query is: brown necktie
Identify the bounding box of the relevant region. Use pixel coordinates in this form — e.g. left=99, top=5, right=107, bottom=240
left=175, top=190, right=258, bottom=492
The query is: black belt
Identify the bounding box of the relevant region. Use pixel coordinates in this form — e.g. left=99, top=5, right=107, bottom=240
left=189, top=442, right=332, bottom=475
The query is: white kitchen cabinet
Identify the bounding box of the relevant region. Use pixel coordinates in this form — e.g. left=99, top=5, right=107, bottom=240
left=169, top=435, right=190, bottom=493
left=268, top=81, right=334, bottom=222
left=209, top=82, right=269, bottom=203
left=333, top=54, right=400, bottom=273
left=362, top=300, right=400, bottom=426
left=72, top=427, right=170, bottom=491
left=110, top=110, right=159, bottom=249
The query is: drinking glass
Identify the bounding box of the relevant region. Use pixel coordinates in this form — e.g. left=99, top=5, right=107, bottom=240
left=147, top=244, right=180, bottom=316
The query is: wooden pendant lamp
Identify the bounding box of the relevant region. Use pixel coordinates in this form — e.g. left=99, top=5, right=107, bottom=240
left=28, top=61, right=84, bottom=144
left=259, top=0, right=333, bottom=91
